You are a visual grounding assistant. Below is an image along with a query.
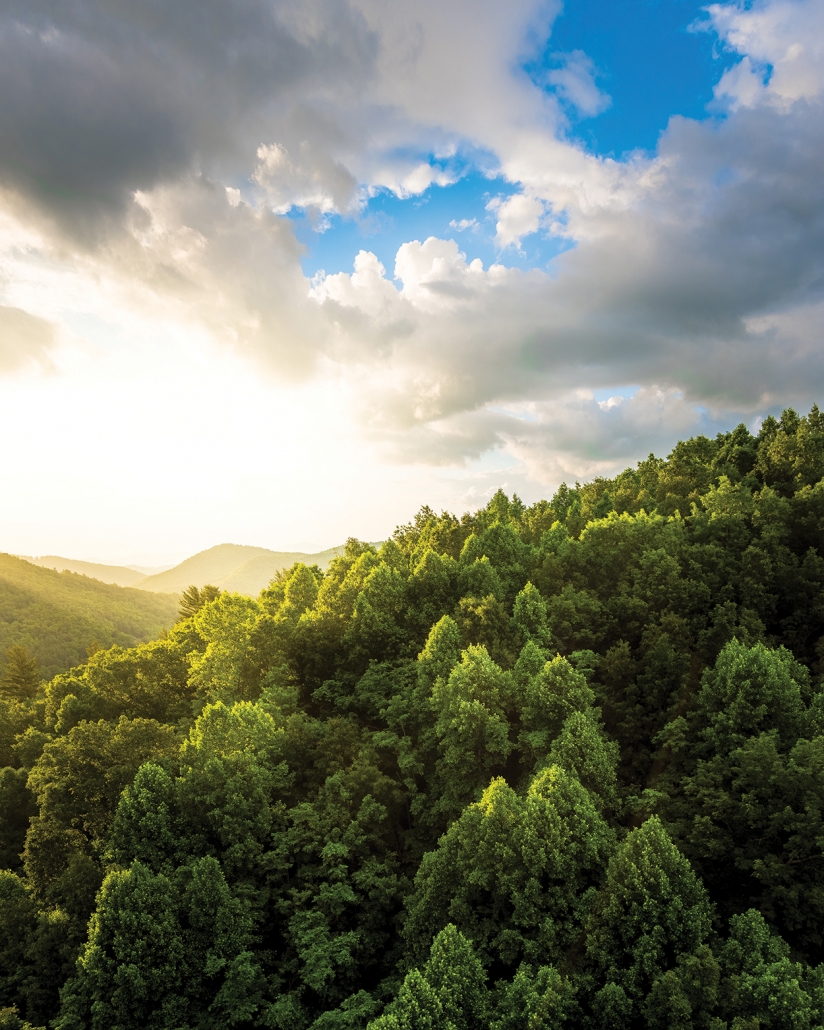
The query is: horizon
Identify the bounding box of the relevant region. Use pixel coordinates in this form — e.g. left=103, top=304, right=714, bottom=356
left=1, top=0, right=822, bottom=561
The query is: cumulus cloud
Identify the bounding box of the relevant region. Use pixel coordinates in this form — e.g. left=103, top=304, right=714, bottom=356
left=706, top=0, right=824, bottom=104
left=488, top=191, right=553, bottom=248
left=253, top=142, right=359, bottom=216
left=0, top=0, right=823, bottom=486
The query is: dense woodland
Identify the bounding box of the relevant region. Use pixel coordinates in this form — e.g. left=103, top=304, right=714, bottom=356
left=3, top=408, right=824, bottom=1029
left=0, top=556, right=178, bottom=678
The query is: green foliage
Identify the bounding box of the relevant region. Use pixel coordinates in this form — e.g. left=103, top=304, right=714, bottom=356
left=404, top=768, right=614, bottom=970
left=1, top=648, right=40, bottom=702
left=0, top=769, right=35, bottom=871
left=519, top=656, right=595, bottom=764
left=178, top=583, right=222, bottom=620
left=584, top=816, right=713, bottom=1023
left=57, top=857, right=262, bottom=1030
left=5, top=412, right=824, bottom=1027
left=491, top=963, right=577, bottom=1030
left=369, top=925, right=489, bottom=1030
left=0, top=554, right=178, bottom=678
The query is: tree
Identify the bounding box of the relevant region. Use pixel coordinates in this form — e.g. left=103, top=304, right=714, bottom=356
left=584, top=817, right=713, bottom=1022
left=188, top=592, right=262, bottom=705
left=660, top=639, right=823, bottom=954
left=544, top=711, right=620, bottom=814
left=511, top=583, right=552, bottom=650
left=369, top=925, right=489, bottom=1030
left=519, top=656, right=595, bottom=767
left=23, top=716, right=178, bottom=905
left=56, top=857, right=262, bottom=1030
left=491, top=964, right=577, bottom=1030
left=178, top=584, right=221, bottom=620
left=416, top=616, right=462, bottom=695
left=1, top=649, right=39, bottom=702
left=405, top=767, right=614, bottom=970
left=715, top=910, right=823, bottom=1030
left=427, top=646, right=513, bottom=825
left=0, top=770, right=35, bottom=872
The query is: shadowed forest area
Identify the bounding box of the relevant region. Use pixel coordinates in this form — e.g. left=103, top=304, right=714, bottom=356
left=4, top=407, right=824, bottom=1029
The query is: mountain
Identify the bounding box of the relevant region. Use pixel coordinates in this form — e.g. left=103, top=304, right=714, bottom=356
left=137, top=543, right=346, bottom=595
left=25, top=556, right=156, bottom=588
left=0, top=553, right=179, bottom=678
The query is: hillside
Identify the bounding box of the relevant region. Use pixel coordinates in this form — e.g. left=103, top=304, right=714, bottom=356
left=23, top=555, right=163, bottom=588
left=138, top=542, right=346, bottom=595
left=0, top=553, right=179, bottom=678
left=5, top=409, right=824, bottom=1029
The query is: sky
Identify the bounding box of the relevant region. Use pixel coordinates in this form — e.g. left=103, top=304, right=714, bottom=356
left=0, top=0, right=823, bottom=564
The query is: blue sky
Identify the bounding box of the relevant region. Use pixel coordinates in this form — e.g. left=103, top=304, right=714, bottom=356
left=545, top=0, right=731, bottom=155
left=289, top=174, right=533, bottom=279
left=291, top=0, right=736, bottom=279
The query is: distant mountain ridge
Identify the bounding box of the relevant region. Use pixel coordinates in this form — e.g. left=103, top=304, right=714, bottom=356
left=16, top=542, right=378, bottom=599
left=23, top=556, right=170, bottom=588
left=137, top=543, right=346, bottom=595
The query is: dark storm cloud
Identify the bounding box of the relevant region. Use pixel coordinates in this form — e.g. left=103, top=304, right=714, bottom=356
left=0, top=0, right=376, bottom=237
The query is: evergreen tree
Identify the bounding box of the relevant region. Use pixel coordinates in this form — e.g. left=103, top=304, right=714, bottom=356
left=1, top=648, right=39, bottom=702
left=585, top=817, right=713, bottom=1025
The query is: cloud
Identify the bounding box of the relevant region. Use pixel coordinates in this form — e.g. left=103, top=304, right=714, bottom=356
left=706, top=0, right=824, bottom=104
left=545, top=50, right=611, bottom=118
left=488, top=191, right=552, bottom=248
left=449, top=218, right=479, bottom=232
left=0, top=0, right=823, bottom=489
left=253, top=142, right=360, bottom=216
left=0, top=0, right=377, bottom=237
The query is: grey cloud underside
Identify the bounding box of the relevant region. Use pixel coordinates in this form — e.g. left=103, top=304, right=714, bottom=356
left=371, top=102, right=824, bottom=427
left=0, top=0, right=375, bottom=236
left=538, top=107, right=823, bottom=388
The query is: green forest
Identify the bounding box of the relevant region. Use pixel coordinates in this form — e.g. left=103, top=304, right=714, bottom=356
left=0, top=556, right=179, bottom=679
left=3, top=407, right=824, bottom=1030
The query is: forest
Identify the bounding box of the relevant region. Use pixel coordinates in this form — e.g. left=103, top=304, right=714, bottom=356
left=3, top=406, right=824, bottom=1029
left=0, top=556, right=178, bottom=678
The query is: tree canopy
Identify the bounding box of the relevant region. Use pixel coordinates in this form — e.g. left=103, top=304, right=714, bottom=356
left=3, top=408, right=824, bottom=1028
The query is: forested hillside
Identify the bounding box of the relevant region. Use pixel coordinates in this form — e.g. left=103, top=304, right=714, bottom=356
left=3, top=408, right=824, bottom=1030
left=0, top=556, right=179, bottom=678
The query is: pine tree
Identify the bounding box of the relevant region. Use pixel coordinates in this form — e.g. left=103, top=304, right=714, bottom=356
left=1, top=648, right=39, bottom=701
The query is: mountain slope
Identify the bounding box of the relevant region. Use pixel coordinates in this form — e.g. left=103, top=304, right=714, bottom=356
left=0, top=554, right=179, bottom=678
left=220, top=547, right=345, bottom=594
left=138, top=543, right=346, bottom=595
left=26, top=556, right=151, bottom=588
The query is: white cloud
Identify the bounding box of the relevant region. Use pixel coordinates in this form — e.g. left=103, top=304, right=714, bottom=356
left=449, top=218, right=479, bottom=232
left=706, top=0, right=824, bottom=104
left=546, top=50, right=611, bottom=118
left=252, top=141, right=359, bottom=214
left=488, top=191, right=551, bottom=248
left=713, top=56, right=769, bottom=110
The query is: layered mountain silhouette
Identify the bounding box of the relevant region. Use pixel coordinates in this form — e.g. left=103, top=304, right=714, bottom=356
left=19, top=543, right=352, bottom=597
